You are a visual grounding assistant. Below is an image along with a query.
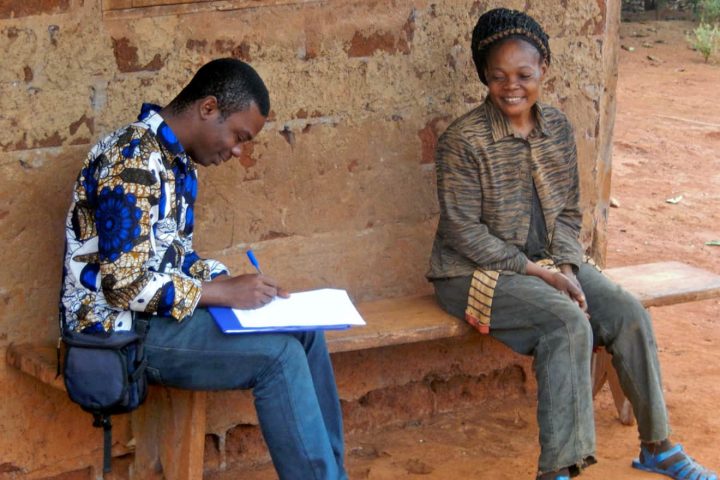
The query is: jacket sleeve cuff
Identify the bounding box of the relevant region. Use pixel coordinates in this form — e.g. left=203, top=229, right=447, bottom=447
left=205, top=259, right=230, bottom=280
left=170, top=275, right=202, bottom=321
left=483, top=250, right=529, bottom=274
left=512, top=251, right=529, bottom=274
left=552, top=255, right=582, bottom=274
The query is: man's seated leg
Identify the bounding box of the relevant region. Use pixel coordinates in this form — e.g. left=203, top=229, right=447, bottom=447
left=144, top=308, right=347, bottom=480
left=291, top=330, right=346, bottom=471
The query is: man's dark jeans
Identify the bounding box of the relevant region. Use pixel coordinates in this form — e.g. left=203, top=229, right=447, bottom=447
left=145, top=308, right=347, bottom=480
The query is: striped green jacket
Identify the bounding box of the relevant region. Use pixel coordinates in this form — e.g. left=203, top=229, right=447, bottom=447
left=427, top=98, right=583, bottom=279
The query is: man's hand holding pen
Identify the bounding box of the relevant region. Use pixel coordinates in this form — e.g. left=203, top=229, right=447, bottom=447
left=200, top=274, right=289, bottom=309
left=198, top=250, right=288, bottom=309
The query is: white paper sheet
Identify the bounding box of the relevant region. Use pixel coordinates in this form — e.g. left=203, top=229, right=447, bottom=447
left=230, top=288, right=366, bottom=328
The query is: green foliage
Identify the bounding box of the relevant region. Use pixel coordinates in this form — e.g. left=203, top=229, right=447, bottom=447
left=687, top=22, right=720, bottom=62
left=699, top=0, right=720, bottom=23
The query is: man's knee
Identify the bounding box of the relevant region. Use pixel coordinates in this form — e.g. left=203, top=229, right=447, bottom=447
left=243, top=334, right=309, bottom=380
left=272, top=334, right=308, bottom=362
left=296, top=330, right=326, bottom=350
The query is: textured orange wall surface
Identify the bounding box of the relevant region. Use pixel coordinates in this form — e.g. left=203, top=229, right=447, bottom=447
left=0, top=0, right=618, bottom=476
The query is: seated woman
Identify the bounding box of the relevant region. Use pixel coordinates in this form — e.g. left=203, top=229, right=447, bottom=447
left=427, top=7, right=717, bottom=480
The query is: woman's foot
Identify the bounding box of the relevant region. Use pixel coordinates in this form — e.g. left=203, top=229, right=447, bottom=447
left=537, top=457, right=596, bottom=479
left=633, top=440, right=717, bottom=480
left=537, top=468, right=570, bottom=480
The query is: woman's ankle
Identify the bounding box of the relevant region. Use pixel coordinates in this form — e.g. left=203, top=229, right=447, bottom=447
left=641, top=438, right=672, bottom=455
left=537, top=467, right=570, bottom=480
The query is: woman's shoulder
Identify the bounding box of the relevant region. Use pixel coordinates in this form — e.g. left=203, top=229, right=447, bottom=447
left=440, top=104, right=493, bottom=143
left=537, top=102, right=573, bottom=130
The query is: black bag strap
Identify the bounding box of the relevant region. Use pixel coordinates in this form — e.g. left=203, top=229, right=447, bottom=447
left=93, top=413, right=113, bottom=473
left=134, top=316, right=150, bottom=358
left=55, top=336, right=62, bottom=379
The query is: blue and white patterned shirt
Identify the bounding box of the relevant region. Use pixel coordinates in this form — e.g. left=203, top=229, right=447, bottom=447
left=60, top=104, right=228, bottom=333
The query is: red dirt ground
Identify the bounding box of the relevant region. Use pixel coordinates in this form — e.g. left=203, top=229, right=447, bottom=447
left=223, top=20, right=720, bottom=479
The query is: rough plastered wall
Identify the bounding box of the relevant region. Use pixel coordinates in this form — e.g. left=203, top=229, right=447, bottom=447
left=0, top=0, right=619, bottom=476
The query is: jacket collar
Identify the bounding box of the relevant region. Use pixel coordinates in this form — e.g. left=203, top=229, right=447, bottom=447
left=483, top=97, right=549, bottom=142
left=137, top=103, right=190, bottom=172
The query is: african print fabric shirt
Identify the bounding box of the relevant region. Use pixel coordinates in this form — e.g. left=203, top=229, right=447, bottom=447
left=60, top=103, right=228, bottom=333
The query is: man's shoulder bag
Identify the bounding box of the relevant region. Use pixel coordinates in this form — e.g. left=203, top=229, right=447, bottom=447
left=59, top=317, right=149, bottom=473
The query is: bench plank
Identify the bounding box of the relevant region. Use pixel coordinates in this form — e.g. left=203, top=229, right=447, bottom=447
left=327, top=261, right=720, bottom=354
left=327, top=295, right=470, bottom=353
left=6, top=343, right=64, bottom=390
left=604, top=261, right=720, bottom=307
left=9, top=262, right=720, bottom=386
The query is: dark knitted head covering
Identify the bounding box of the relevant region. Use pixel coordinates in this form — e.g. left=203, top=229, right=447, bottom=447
left=471, top=8, right=551, bottom=85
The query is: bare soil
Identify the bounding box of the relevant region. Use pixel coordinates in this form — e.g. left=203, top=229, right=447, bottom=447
left=227, top=20, right=720, bottom=479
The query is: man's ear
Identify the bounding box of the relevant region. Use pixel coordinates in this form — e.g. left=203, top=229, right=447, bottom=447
left=198, top=96, right=220, bottom=120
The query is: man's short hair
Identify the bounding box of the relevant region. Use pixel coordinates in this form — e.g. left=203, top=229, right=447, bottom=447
left=169, top=58, right=270, bottom=118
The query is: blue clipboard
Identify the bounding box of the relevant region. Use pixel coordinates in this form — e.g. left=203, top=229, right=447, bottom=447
left=209, top=306, right=351, bottom=334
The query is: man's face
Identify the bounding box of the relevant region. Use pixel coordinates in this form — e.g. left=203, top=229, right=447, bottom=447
left=189, top=100, right=266, bottom=167
left=484, top=38, right=546, bottom=127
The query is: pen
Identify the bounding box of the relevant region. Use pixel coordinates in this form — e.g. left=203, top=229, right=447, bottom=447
left=246, top=249, right=262, bottom=274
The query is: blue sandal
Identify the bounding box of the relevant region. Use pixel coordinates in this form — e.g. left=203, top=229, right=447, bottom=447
left=632, top=443, right=717, bottom=480
left=536, top=470, right=570, bottom=480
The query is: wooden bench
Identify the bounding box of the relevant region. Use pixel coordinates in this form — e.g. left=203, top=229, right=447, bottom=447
left=7, top=261, right=720, bottom=479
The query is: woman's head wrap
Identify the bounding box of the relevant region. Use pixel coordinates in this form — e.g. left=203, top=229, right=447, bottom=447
left=471, top=8, right=551, bottom=85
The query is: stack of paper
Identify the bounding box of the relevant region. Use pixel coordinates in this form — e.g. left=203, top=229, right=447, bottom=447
left=209, top=288, right=366, bottom=334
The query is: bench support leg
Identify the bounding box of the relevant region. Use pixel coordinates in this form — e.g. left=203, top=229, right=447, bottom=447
left=131, top=388, right=207, bottom=480
left=591, top=348, right=635, bottom=426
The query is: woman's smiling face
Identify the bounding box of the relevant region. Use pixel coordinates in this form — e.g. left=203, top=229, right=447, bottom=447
left=484, top=38, right=547, bottom=130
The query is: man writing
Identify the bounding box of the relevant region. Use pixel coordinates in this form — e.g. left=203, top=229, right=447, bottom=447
left=60, top=58, right=347, bottom=480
